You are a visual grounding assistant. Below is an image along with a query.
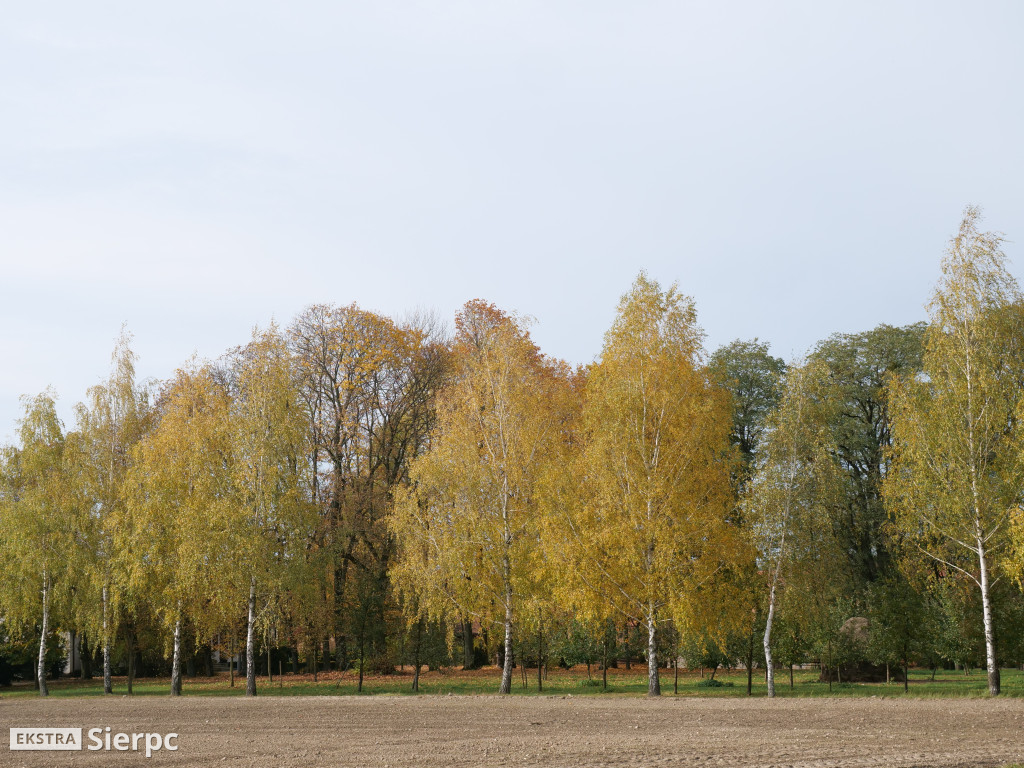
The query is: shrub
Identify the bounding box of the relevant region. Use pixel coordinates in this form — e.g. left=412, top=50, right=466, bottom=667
left=696, top=678, right=733, bottom=688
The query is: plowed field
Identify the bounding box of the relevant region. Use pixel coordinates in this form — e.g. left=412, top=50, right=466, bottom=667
left=4, top=695, right=1023, bottom=767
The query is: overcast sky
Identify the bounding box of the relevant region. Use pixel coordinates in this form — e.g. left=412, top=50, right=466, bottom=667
left=2, top=1, right=1023, bottom=442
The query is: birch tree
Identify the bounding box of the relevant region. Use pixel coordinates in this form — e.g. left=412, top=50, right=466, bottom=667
left=708, top=339, right=786, bottom=694
left=564, top=274, right=740, bottom=696
left=0, top=393, right=82, bottom=696
left=225, top=325, right=313, bottom=697
left=73, top=331, right=151, bottom=694
left=120, top=363, right=232, bottom=696
left=390, top=301, right=566, bottom=694
left=885, top=207, right=1024, bottom=696
left=745, top=360, right=839, bottom=697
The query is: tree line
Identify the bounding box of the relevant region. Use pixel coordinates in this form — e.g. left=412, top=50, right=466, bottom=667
left=3, top=207, right=1024, bottom=698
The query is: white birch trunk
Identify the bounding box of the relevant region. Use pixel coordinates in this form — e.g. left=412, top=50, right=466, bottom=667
left=38, top=573, right=49, bottom=697
left=246, top=577, right=257, bottom=697
left=499, top=502, right=514, bottom=696
left=978, top=540, right=1000, bottom=696
left=765, top=386, right=796, bottom=700
left=171, top=615, right=182, bottom=696
left=646, top=609, right=660, bottom=697
left=499, top=596, right=514, bottom=695
left=965, top=337, right=999, bottom=697
left=763, top=578, right=777, bottom=698
left=102, top=584, right=112, bottom=694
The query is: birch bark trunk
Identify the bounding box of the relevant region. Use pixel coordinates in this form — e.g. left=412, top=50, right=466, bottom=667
left=978, top=538, right=1000, bottom=696
left=764, top=578, right=778, bottom=698
left=646, top=610, right=661, bottom=697
left=171, top=615, right=182, bottom=696
left=499, top=597, right=514, bottom=694
left=246, top=577, right=257, bottom=697
left=38, top=573, right=49, bottom=697
left=102, top=584, right=112, bottom=694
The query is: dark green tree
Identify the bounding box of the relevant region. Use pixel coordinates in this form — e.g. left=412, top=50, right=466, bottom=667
left=709, top=339, right=786, bottom=473
left=810, top=323, right=926, bottom=588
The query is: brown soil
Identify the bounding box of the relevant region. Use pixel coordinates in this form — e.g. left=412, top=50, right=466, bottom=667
left=3, top=695, right=1023, bottom=767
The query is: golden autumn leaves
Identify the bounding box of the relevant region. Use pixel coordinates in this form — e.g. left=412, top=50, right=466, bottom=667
left=6, top=207, right=1024, bottom=701
left=390, top=278, right=746, bottom=697
left=121, top=328, right=312, bottom=697
left=3, top=279, right=748, bottom=701
left=884, top=208, right=1024, bottom=696
left=390, top=209, right=1024, bottom=699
